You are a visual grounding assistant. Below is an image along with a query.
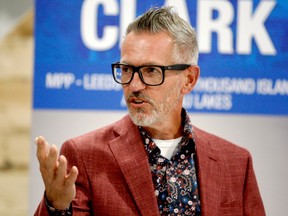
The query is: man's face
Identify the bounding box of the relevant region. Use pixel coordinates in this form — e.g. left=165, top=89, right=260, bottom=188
left=120, top=31, right=185, bottom=127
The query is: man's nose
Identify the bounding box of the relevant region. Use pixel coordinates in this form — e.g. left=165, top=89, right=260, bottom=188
left=128, top=72, right=146, bottom=91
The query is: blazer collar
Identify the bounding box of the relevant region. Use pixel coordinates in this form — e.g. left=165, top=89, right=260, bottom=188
left=108, top=115, right=160, bottom=216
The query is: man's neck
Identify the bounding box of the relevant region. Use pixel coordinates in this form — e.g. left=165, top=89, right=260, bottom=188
left=143, top=118, right=183, bottom=140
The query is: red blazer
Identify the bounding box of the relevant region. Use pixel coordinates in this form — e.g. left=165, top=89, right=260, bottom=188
left=35, top=114, right=265, bottom=216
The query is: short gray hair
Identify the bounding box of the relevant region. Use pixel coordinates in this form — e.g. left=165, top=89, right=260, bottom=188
left=125, top=6, right=198, bottom=65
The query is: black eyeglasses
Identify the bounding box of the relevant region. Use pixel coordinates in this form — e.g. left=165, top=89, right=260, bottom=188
left=111, top=62, right=191, bottom=86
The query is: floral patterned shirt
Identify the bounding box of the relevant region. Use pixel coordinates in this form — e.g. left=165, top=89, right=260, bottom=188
left=139, top=109, right=201, bottom=215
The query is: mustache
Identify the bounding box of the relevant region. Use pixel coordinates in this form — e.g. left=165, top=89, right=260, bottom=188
left=127, top=92, right=153, bottom=103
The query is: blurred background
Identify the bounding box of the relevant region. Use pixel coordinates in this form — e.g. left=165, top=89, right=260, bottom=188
left=0, top=1, right=33, bottom=215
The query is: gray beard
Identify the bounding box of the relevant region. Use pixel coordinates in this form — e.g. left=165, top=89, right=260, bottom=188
left=128, top=108, right=159, bottom=127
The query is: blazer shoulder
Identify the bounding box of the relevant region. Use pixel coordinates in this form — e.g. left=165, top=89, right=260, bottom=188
left=62, top=114, right=135, bottom=150
left=193, top=126, right=251, bottom=159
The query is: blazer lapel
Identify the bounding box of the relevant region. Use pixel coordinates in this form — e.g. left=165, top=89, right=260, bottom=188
left=109, top=116, right=159, bottom=216
left=194, top=127, right=222, bottom=216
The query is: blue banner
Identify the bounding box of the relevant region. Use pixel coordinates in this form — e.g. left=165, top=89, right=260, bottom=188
left=34, top=0, right=288, bottom=115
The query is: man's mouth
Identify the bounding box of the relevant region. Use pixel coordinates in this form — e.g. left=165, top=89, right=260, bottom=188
left=133, top=99, right=144, bottom=104
left=130, top=98, right=146, bottom=105
left=128, top=93, right=150, bottom=106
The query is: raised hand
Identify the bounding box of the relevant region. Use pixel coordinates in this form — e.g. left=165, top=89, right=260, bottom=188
left=35, top=136, right=79, bottom=210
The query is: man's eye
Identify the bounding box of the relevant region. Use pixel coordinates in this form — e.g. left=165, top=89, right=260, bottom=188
left=121, top=66, right=131, bottom=73
left=145, top=67, right=160, bottom=74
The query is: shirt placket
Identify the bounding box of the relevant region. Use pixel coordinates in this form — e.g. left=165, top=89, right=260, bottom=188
left=138, top=109, right=201, bottom=215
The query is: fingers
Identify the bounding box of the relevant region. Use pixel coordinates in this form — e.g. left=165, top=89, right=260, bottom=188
left=46, top=145, right=59, bottom=177
left=35, top=136, right=78, bottom=207
left=56, top=155, right=68, bottom=185
left=65, top=166, right=79, bottom=187
left=35, top=136, right=78, bottom=185
left=56, top=158, right=78, bottom=188
left=35, top=136, right=49, bottom=165
left=35, top=137, right=59, bottom=180
left=35, top=137, right=59, bottom=168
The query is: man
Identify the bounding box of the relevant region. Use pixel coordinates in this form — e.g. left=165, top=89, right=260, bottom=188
left=34, top=6, right=265, bottom=216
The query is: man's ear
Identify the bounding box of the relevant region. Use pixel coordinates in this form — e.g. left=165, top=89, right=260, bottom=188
left=181, top=65, right=200, bottom=94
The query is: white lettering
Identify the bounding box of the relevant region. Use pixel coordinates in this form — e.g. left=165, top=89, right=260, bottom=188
left=197, top=0, right=234, bottom=54
left=164, top=0, right=190, bottom=24
left=237, top=0, right=276, bottom=55
left=83, top=73, right=122, bottom=90
left=195, top=77, right=256, bottom=95
left=81, top=0, right=119, bottom=50
left=119, top=0, right=136, bottom=46
left=80, top=0, right=277, bottom=56
left=46, top=73, right=75, bottom=89
left=257, top=79, right=288, bottom=95
left=193, top=93, right=232, bottom=110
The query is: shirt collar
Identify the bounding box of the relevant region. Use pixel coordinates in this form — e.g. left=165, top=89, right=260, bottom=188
left=138, top=108, right=195, bottom=159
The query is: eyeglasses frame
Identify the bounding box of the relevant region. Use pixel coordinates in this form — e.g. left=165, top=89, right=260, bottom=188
left=111, top=61, right=191, bottom=86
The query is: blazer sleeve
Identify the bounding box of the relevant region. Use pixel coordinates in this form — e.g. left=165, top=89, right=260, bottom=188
left=34, top=196, right=49, bottom=216
left=243, top=152, right=265, bottom=216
